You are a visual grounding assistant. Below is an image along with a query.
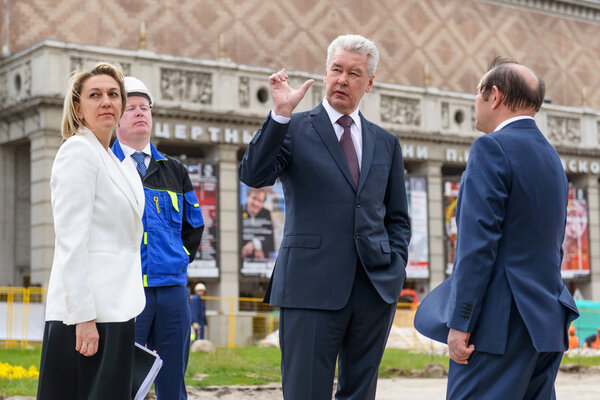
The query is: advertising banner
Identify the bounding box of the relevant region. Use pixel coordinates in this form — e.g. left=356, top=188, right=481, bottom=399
left=562, top=187, right=590, bottom=279
left=443, top=178, right=460, bottom=275
left=442, top=179, right=590, bottom=279
left=185, top=161, right=219, bottom=278
left=240, top=181, right=285, bottom=278
left=406, top=177, right=429, bottom=278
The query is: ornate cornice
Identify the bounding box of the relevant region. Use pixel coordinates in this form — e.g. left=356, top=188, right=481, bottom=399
left=481, top=0, right=600, bottom=23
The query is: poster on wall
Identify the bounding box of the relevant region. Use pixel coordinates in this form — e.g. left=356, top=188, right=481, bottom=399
left=562, top=187, right=590, bottom=279
left=240, top=181, right=286, bottom=278
left=405, top=177, right=429, bottom=278
left=442, top=179, right=590, bottom=279
left=185, top=161, right=219, bottom=278
left=443, top=178, right=460, bottom=275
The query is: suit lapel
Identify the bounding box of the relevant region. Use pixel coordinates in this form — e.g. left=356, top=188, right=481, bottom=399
left=310, top=105, right=357, bottom=190
left=358, top=112, right=375, bottom=193
left=83, top=131, right=144, bottom=219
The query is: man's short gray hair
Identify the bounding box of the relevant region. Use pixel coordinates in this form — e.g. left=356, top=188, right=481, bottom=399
left=326, top=34, right=379, bottom=77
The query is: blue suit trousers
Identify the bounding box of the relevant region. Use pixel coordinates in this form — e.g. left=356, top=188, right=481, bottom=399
left=135, top=286, right=191, bottom=400
left=447, top=300, right=563, bottom=400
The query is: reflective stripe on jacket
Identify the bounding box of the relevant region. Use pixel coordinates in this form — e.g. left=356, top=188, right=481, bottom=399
left=112, top=139, right=204, bottom=287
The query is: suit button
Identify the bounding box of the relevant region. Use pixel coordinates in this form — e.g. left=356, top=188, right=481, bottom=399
left=355, top=233, right=360, bottom=239
left=356, top=202, right=361, bottom=208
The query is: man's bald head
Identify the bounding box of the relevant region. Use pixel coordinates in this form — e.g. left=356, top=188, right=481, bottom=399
left=479, top=57, right=545, bottom=113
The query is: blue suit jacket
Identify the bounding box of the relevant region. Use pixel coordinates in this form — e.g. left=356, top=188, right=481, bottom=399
left=239, top=104, right=411, bottom=310
left=415, top=118, right=579, bottom=354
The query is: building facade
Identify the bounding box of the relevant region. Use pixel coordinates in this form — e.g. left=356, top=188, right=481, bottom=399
left=2, top=0, right=600, bottom=307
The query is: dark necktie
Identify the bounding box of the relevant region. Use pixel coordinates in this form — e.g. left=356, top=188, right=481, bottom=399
left=131, top=151, right=147, bottom=177
left=337, top=115, right=359, bottom=187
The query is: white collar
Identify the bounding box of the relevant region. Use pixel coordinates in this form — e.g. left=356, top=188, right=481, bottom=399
left=494, top=115, right=534, bottom=132
left=322, top=98, right=361, bottom=128
left=119, top=141, right=151, bottom=158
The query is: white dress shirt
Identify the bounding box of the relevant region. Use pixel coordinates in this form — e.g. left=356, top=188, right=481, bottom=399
left=119, top=141, right=152, bottom=168
left=271, top=98, right=363, bottom=170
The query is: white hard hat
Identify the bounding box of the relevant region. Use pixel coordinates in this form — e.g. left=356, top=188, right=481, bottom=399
left=195, top=283, right=206, bottom=291
left=124, top=76, right=153, bottom=107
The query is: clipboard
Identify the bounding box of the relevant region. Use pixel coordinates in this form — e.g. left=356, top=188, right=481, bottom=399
left=132, top=342, right=163, bottom=400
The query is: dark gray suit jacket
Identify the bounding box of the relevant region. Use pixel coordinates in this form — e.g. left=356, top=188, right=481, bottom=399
left=239, top=104, right=411, bottom=310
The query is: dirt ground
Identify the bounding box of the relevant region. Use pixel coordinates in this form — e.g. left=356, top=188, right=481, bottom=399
left=9, top=371, right=597, bottom=400
left=181, top=371, right=600, bottom=400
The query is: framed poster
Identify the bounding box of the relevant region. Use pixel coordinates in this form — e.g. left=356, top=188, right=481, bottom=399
left=240, top=181, right=285, bottom=277
left=186, top=161, right=219, bottom=278
left=443, top=178, right=460, bottom=275
left=406, top=177, right=429, bottom=278
left=561, top=187, right=590, bottom=279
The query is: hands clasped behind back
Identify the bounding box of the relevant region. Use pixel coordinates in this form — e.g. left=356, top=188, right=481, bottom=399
left=269, top=68, right=314, bottom=118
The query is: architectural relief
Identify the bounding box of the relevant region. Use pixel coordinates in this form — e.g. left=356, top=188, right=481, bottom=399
left=441, top=103, right=450, bottom=129
left=0, top=72, right=6, bottom=104
left=160, top=69, right=212, bottom=105
left=69, top=56, right=130, bottom=75
left=547, top=116, right=581, bottom=145
left=380, top=95, right=421, bottom=126
left=23, top=62, right=31, bottom=98
left=239, top=76, right=250, bottom=108
left=481, top=0, right=600, bottom=22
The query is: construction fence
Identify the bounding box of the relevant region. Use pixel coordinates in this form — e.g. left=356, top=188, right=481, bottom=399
left=4, top=286, right=599, bottom=351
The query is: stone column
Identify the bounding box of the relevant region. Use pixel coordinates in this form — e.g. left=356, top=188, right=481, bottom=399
left=30, top=130, right=61, bottom=286
left=583, top=175, right=600, bottom=300
left=412, top=161, right=445, bottom=292
left=0, top=144, right=16, bottom=284
left=214, top=144, right=240, bottom=312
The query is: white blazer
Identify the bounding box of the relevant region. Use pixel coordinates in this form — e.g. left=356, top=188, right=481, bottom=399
left=46, top=128, right=146, bottom=325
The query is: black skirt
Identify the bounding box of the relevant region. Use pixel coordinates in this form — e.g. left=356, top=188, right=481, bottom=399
left=37, top=319, right=135, bottom=400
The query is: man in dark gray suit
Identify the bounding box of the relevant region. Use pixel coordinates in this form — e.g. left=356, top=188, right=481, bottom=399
left=239, top=34, right=411, bottom=400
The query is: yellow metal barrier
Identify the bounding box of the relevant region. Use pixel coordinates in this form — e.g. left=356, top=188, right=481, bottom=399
left=0, top=286, right=46, bottom=348
left=0, top=288, right=282, bottom=349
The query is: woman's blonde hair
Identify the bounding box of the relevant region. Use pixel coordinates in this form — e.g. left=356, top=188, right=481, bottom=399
left=61, top=62, right=127, bottom=140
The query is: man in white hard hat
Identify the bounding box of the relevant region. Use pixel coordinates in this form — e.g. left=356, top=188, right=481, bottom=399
left=112, top=76, right=205, bottom=400
left=190, top=283, right=207, bottom=340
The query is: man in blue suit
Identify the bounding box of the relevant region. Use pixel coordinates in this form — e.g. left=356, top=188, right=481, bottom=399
left=239, top=34, right=411, bottom=400
left=416, top=57, right=579, bottom=399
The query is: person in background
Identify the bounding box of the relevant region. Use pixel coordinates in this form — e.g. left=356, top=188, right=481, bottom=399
left=190, top=283, right=208, bottom=340
left=584, top=327, right=600, bottom=349
left=568, top=325, right=580, bottom=349
left=112, top=76, right=205, bottom=400
left=38, top=63, right=146, bottom=399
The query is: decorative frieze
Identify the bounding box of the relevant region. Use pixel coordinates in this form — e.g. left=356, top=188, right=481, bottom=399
left=160, top=68, right=212, bottom=104
left=547, top=115, right=581, bottom=144
left=380, top=95, right=420, bottom=126
left=23, top=61, right=31, bottom=98
left=441, top=102, right=449, bottom=129
left=239, top=76, right=250, bottom=108
left=69, top=56, right=130, bottom=75
left=481, top=0, right=600, bottom=23
left=0, top=71, right=6, bottom=104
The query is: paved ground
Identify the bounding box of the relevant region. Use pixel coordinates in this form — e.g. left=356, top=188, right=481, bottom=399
left=180, top=371, right=600, bottom=400
left=11, top=371, right=597, bottom=400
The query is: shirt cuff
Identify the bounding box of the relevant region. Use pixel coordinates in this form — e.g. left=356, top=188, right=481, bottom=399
left=270, top=110, right=291, bottom=124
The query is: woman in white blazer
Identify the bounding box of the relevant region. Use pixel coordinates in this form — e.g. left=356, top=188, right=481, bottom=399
left=37, top=63, right=146, bottom=400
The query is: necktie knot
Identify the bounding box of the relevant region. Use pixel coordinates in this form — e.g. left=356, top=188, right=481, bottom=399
left=131, top=151, right=147, bottom=177
left=337, top=115, right=353, bottom=129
